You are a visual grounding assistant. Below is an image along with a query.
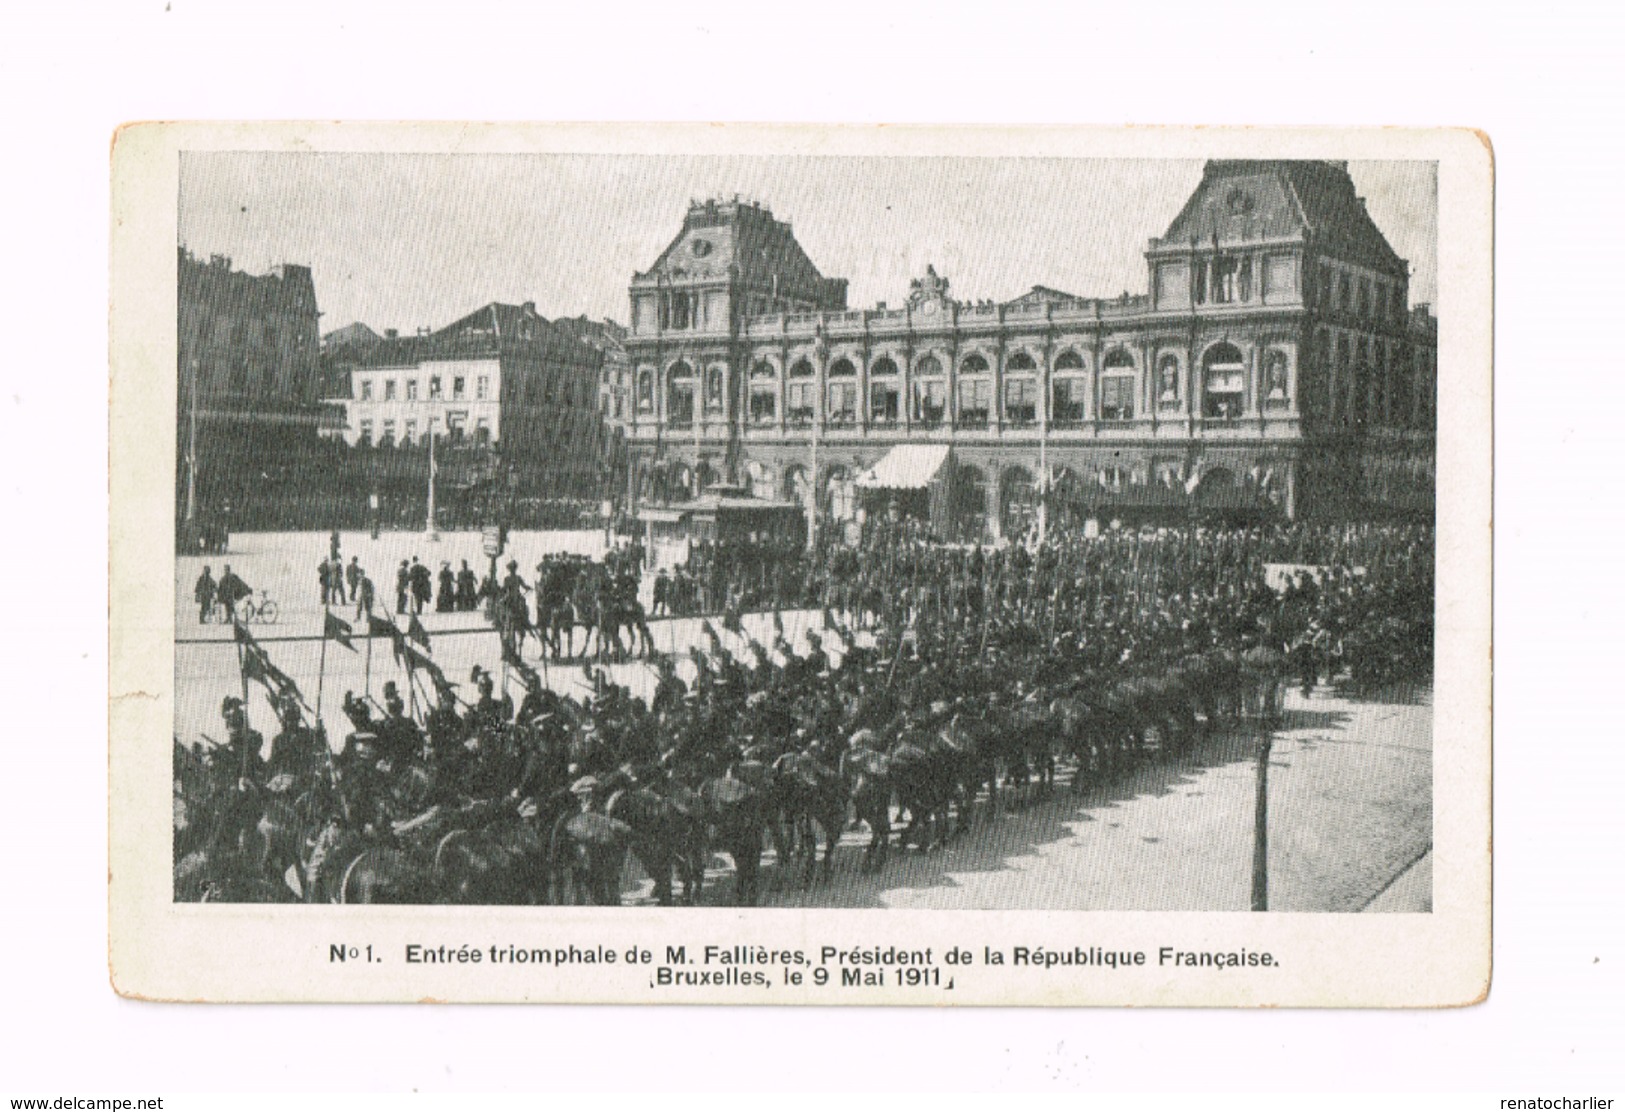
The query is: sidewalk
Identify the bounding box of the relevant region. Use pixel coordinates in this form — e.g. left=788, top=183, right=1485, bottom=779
left=1362, top=849, right=1433, bottom=912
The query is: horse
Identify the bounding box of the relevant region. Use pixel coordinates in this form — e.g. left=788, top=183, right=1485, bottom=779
left=840, top=743, right=892, bottom=873
left=770, top=750, right=848, bottom=888
left=339, top=847, right=431, bottom=904
left=546, top=808, right=632, bottom=905
left=605, top=784, right=705, bottom=906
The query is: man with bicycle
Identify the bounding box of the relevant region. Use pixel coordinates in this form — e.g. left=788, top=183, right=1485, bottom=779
left=216, top=564, right=251, bottom=621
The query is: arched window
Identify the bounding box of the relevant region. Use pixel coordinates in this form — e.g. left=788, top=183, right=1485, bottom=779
left=953, top=464, right=988, bottom=542
left=1202, top=342, right=1246, bottom=420
left=826, top=358, right=857, bottom=425
left=957, top=353, right=991, bottom=427
left=1001, top=466, right=1037, bottom=538
left=637, top=368, right=655, bottom=413
left=749, top=361, right=777, bottom=424
left=913, top=355, right=946, bottom=425
left=1100, top=348, right=1136, bottom=421
left=1052, top=349, right=1087, bottom=423
left=668, top=360, right=695, bottom=425
left=1003, top=351, right=1038, bottom=424
left=869, top=356, right=900, bottom=424
left=787, top=358, right=816, bottom=425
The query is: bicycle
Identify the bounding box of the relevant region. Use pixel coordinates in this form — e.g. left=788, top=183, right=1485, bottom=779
left=237, top=591, right=280, bottom=625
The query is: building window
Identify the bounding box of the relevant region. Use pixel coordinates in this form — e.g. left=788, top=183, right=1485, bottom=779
left=404, top=378, right=417, bottom=401
left=1003, top=377, right=1037, bottom=424
left=1099, top=465, right=1128, bottom=493
left=957, top=378, right=991, bottom=427
left=869, top=356, right=899, bottom=379
left=384, top=379, right=397, bottom=401
left=381, top=420, right=396, bottom=447
left=750, top=360, right=777, bottom=381
left=1238, top=257, right=1254, bottom=301
left=428, top=375, right=442, bottom=399
left=870, top=381, right=899, bottom=424
left=358, top=421, right=373, bottom=447
left=1052, top=377, right=1086, bottom=423
left=828, top=357, right=857, bottom=378
left=474, top=418, right=491, bottom=445
left=360, top=379, right=373, bottom=400
left=827, top=381, right=858, bottom=425
left=1100, top=349, right=1136, bottom=420
left=1358, top=278, right=1371, bottom=318
left=750, top=387, right=777, bottom=424
left=913, top=355, right=946, bottom=425
left=1338, top=274, right=1352, bottom=312
left=787, top=359, right=815, bottom=424
left=453, top=376, right=466, bottom=400
left=668, top=361, right=696, bottom=425
left=1210, top=256, right=1238, bottom=303
left=960, top=353, right=990, bottom=376
left=476, top=375, right=489, bottom=400
left=1100, top=376, right=1135, bottom=421
left=1157, top=354, right=1181, bottom=406
left=1203, top=342, right=1247, bottom=420
left=637, top=369, right=655, bottom=413
left=402, top=419, right=417, bottom=446
left=787, top=381, right=815, bottom=424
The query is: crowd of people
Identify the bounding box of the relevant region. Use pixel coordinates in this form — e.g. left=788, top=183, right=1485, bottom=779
left=174, top=520, right=1434, bottom=907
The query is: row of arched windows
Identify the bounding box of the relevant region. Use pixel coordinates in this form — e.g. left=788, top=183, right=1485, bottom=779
left=634, top=343, right=1294, bottom=424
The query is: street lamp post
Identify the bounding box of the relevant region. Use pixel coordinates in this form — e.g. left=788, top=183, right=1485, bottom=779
left=185, top=357, right=200, bottom=524
left=1251, top=731, right=1273, bottom=911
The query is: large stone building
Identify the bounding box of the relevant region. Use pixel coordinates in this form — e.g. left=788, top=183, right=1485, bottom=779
left=622, top=164, right=1437, bottom=538
left=176, top=248, right=324, bottom=529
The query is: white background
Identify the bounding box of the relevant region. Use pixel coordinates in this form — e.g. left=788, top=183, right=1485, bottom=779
left=2, top=0, right=1619, bottom=1094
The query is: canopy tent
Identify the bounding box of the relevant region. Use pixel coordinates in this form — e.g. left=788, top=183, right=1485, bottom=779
left=854, top=444, right=952, bottom=490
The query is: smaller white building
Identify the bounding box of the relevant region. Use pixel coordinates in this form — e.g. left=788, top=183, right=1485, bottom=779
left=346, top=355, right=502, bottom=448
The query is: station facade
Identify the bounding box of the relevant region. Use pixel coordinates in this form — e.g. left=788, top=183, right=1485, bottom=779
left=623, top=161, right=1437, bottom=538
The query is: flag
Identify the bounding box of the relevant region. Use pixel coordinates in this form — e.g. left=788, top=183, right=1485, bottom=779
left=400, top=637, right=449, bottom=691
left=1184, top=461, right=1204, bottom=495
left=368, top=614, right=407, bottom=664
left=324, top=611, right=356, bottom=652
left=236, top=624, right=308, bottom=710
left=407, top=614, right=431, bottom=653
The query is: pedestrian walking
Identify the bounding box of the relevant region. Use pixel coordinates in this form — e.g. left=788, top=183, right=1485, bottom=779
left=194, top=565, right=217, bottom=623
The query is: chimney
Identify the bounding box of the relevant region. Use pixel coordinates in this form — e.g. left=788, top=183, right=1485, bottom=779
left=522, top=301, right=536, bottom=315
left=385, top=328, right=399, bottom=340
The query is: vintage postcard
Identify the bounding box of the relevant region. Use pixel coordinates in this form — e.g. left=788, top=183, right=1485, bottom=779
left=109, top=122, right=1491, bottom=1005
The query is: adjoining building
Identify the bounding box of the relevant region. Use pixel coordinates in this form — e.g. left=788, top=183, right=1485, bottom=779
left=338, top=300, right=608, bottom=501
left=621, top=164, right=1437, bottom=538
left=176, top=248, right=324, bottom=539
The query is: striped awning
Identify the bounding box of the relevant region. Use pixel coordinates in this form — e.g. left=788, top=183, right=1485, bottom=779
left=854, top=444, right=951, bottom=490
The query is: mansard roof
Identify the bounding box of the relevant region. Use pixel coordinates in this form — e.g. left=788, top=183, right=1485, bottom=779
left=360, top=302, right=602, bottom=370
left=1156, top=160, right=1407, bottom=277
left=634, top=197, right=845, bottom=305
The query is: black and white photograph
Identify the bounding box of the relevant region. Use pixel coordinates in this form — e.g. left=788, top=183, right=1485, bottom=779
left=108, top=123, right=1490, bottom=1006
